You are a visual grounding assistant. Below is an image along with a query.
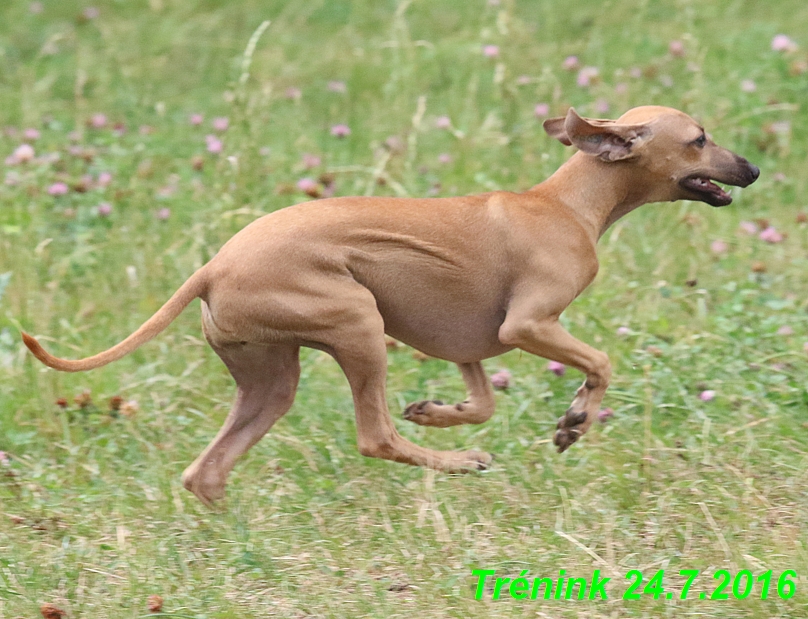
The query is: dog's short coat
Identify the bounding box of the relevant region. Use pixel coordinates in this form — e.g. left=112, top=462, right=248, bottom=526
left=24, top=106, right=759, bottom=505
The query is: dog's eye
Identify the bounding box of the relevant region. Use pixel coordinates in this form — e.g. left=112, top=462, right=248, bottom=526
left=693, top=134, right=707, bottom=148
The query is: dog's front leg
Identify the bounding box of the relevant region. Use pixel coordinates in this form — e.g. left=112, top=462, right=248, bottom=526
left=499, top=316, right=611, bottom=452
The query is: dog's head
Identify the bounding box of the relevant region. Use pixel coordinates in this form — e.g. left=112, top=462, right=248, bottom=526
left=543, top=106, right=759, bottom=206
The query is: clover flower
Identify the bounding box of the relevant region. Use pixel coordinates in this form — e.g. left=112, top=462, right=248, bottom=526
left=547, top=361, right=566, bottom=376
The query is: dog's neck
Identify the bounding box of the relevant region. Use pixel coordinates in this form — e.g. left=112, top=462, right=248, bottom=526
left=531, top=152, right=654, bottom=241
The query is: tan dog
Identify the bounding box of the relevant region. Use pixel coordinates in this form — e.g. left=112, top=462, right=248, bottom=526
left=23, top=106, right=759, bottom=505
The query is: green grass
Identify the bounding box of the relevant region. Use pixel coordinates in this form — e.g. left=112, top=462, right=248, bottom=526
left=2, top=0, right=808, bottom=616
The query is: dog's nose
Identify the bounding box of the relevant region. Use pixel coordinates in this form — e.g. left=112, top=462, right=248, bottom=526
left=736, top=155, right=760, bottom=185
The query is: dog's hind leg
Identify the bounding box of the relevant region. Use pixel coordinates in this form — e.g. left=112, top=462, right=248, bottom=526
left=323, top=291, right=492, bottom=472
left=402, top=362, right=496, bottom=428
left=181, top=342, right=300, bottom=506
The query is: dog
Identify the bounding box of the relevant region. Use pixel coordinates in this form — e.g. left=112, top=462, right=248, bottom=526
left=23, top=106, right=759, bottom=505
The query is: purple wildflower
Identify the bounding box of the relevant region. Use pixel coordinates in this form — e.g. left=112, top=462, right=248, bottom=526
left=206, top=135, right=223, bottom=154
left=296, top=177, right=318, bottom=193
left=547, top=361, right=566, bottom=376
left=48, top=182, right=69, bottom=196
left=89, top=113, right=107, bottom=129
left=490, top=369, right=512, bottom=389
left=576, top=67, right=599, bottom=87
left=302, top=153, right=322, bottom=169
left=668, top=40, right=685, bottom=57
left=759, top=227, right=783, bottom=243
left=9, top=144, right=35, bottom=164
left=772, top=34, right=797, bottom=52
left=534, top=103, right=550, bottom=117
left=594, top=99, right=610, bottom=114
left=597, top=408, right=614, bottom=423
left=562, top=56, right=580, bottom=71
left=434, top=116, right=451, bottom=129
left=483, top=45, right=500, bottom=58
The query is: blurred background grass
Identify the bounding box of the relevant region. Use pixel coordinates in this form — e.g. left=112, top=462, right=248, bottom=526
left=2, top=0, right=808, bottom=617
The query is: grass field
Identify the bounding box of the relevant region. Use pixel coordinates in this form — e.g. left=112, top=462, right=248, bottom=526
left=2, top=0, right=808, bottom=617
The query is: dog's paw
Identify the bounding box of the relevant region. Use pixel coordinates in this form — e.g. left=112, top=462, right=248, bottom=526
left=402, top=399, right=444, bottom=424
left=553, top=408, right=589, bottom=453
left=438, top=449, right=494, bottom=473
left=460, top=450, right=494, bottom=472
left=181, top=465, right=226, bottom=508
left=558, top=408, right=588, bottom=429
left=554, top=428, right=581, bottom=452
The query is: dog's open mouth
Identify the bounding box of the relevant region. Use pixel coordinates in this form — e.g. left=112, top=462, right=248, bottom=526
left=680, top=176, right=733, bottom=207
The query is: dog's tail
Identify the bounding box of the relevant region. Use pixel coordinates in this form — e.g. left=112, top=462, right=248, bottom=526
left=22, top=269, right=208, bottom=373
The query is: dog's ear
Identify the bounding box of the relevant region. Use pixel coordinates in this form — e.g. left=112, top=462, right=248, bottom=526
left=542, top=116, right=573, bottom=146
left=563, top=108, right=651, bottom=162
